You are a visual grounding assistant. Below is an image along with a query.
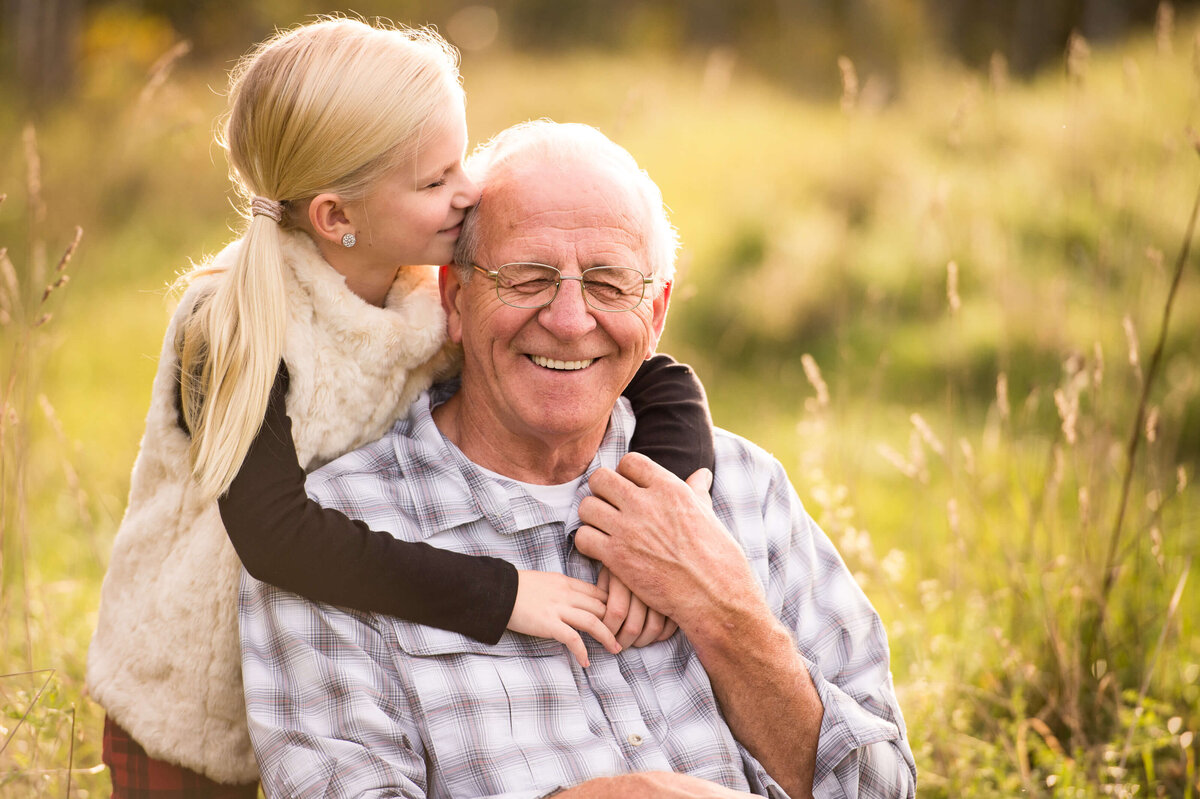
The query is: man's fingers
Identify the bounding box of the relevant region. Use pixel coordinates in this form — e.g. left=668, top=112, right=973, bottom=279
left=579, top=480, right=622, bottom=518
left=633, top=609, right=666, bottom=648
left=602, top=574, right=632, bottom=635
left=615, top=451, right=662, bottom=487
left=616, top=595, right=648, bottom=649
left=573, top=525, right=609, bottom=561
left=576, top=502, right=621, bottom=541
left=656, top=619, right=679, bottom=642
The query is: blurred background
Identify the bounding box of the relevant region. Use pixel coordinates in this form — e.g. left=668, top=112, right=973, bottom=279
left=6, top=0, right=1197, bottom=101
left=2, top=2, right=1198, bottom=796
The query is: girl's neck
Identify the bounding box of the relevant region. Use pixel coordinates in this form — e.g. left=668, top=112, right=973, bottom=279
left=311, top=235, right=397, bottom=307
left=339, top=266, right=399, bottom=307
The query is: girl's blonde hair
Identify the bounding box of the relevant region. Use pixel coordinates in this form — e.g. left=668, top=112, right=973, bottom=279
left=177, top=16, right=462, bottom=499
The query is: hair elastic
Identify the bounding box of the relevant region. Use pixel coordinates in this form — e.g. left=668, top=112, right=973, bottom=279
left=250, top=196, right=284, bottom=224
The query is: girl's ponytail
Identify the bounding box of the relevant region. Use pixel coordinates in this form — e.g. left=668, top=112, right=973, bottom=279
left=179, top=209, right=287, bottom=500
left=176, top=16, right=462, bottom=499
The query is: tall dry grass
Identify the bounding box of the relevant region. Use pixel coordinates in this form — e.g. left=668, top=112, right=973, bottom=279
left=0, top=5, right=1198, bottom=796
left=791, top=164, right=1199, bottom=798
left=0, top=130, right=104, bottom=793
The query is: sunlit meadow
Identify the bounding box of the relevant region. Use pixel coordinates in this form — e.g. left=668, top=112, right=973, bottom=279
left=2, top=9, right=1198, bottom=796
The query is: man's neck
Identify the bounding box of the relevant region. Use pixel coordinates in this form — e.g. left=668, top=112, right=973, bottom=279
left=431, top=392, right=606, bottom=485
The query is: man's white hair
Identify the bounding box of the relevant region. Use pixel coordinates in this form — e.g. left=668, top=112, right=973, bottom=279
left=454, top=120, right=679, bottom=288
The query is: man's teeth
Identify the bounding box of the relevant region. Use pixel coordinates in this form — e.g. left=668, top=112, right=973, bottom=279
left=531, top=355, right=595, bottom=371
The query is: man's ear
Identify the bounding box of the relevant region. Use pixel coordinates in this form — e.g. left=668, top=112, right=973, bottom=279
left=439, top=265, right=466, bottom=344
left=646, top=280, right=672, bottom=357
left=307, top=193, right=355, bottom=245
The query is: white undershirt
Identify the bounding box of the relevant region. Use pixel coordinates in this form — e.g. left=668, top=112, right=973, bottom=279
left=474, top=462, right=584, bottom=520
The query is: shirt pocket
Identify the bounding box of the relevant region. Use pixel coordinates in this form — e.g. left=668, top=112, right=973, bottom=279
left=390, top=624, right=606, bottom=796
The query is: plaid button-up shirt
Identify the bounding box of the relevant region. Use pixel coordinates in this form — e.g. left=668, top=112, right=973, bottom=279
left=241, top=390, right=916, bottom=798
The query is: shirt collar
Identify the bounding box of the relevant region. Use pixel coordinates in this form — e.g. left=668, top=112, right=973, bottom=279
left=393, top=384, right=635, bottom=541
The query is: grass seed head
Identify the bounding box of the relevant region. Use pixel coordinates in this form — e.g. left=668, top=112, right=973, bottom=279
left=1156, top=2, right=1175, bottom=55
left=946, top=260, right=961, bottom=314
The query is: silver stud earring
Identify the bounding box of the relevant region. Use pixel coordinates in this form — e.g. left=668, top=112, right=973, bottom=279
left=342, top=232, right=357, bottom=248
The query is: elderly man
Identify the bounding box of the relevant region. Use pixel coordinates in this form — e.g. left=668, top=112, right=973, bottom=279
left=240, top=121, right=916, bottom=798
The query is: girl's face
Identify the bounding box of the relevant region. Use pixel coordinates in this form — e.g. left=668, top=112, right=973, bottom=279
left=355, top=103, right=479, bottom=269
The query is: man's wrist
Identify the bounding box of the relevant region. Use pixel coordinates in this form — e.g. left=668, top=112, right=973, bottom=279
left=683, top=584, right=782, bottom=662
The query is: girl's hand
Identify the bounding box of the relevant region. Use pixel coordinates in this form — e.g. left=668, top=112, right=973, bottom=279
left=508, top=570, right=621, bottom=667
left=597, top=567, right=678, bottom=648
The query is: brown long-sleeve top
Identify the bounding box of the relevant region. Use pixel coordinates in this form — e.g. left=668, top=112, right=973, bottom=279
left=207, top=354, right=713, bottom=644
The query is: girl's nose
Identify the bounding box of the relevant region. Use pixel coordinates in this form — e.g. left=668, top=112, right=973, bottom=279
left=455, top=172, right=481, bottom=209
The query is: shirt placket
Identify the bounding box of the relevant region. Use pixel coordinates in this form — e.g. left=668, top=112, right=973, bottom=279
left=563, top=537, right=672, bottom=773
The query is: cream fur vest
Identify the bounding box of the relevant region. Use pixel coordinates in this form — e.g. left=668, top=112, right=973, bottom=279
left=87, top=231, right=456, bottom=783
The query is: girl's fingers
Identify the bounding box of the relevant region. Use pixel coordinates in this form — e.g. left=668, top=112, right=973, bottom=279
left=685, top=468, right=715, bottom=510
left=553, top=624, right=590, bottom=668
left=616, top=594, right=649, bottom=649
left=564, top=574, right=608, bottom=603
left=511, top=568, right=670, bottom=665
left=568, top=609, right=621, bottom=657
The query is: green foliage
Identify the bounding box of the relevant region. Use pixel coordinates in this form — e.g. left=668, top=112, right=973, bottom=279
left=1, top=8, right=1199, bottom=796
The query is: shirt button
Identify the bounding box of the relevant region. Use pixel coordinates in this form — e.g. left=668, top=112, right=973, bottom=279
left=627, top=733, right=644, bottom=747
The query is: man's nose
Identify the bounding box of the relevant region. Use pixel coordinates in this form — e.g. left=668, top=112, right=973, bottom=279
left=538, top=276, right=596, bottom=339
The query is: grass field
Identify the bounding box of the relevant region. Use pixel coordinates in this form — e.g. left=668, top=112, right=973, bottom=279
left=2, top=10, right=1199, bottom=797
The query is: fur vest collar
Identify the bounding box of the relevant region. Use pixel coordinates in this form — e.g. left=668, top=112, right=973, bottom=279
left=87, top=231, right=455, bottom=782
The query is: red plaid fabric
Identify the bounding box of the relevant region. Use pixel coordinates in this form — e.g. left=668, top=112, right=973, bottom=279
left=102, top=716, right=259, bottom=799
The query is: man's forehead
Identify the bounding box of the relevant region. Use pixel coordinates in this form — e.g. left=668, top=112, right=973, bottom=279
left=478, top=158, right=648, bottom=253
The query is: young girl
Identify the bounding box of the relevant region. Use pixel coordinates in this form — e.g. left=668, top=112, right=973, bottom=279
left=86, top=16, right=713, bottom=798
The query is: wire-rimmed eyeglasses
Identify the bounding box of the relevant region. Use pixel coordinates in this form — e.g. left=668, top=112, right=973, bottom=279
left=471, top=263, right=653, bottom=312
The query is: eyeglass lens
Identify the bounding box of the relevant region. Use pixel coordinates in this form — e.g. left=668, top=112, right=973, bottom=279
left=495, top=264, right=645, bottom=311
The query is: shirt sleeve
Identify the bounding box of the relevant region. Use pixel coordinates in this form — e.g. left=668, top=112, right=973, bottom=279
left=622, top=353, right=714, bottom=480
left=739, top=452, right=917, bottom=798
left=216, top=362, right=519, bottom=644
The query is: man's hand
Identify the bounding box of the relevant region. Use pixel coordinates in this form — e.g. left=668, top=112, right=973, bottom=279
left=554, top=771, right=758, bottom=798
left=576, top=455, right=763, bottom=635
left=576, top=454, right=823, bottom=799
left=507, top=571, right=621, bottom=667
left=596, top=567, right=678, bottom=648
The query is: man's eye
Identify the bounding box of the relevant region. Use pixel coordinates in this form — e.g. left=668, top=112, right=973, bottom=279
left=588, top=275, right=639, bottom=294
left=509, top=278, right=556, bottom=294
left=585, top=280, right=624, bottom=297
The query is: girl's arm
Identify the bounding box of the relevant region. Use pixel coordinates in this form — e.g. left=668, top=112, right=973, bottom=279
left=623, top=354, right=714, bottom=480
left=214, top=363, right=617, bottom=661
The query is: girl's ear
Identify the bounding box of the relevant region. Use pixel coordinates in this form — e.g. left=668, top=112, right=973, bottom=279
left=307, top=193, right=355, bottom=245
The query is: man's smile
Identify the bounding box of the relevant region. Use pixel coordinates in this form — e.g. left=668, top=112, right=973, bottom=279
left=529, top=354, right=596, bottom=371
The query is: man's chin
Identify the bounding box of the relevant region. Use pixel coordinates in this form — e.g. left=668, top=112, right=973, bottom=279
left=513, top=398, right=614, bottom=440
